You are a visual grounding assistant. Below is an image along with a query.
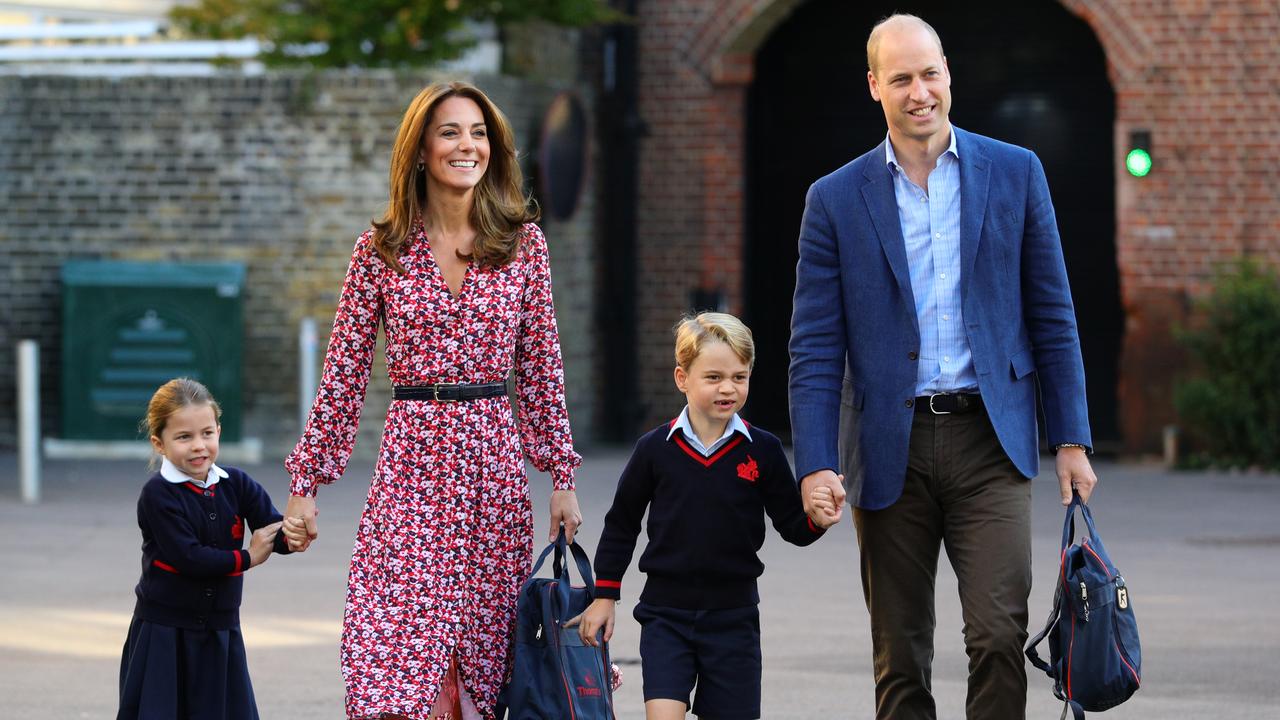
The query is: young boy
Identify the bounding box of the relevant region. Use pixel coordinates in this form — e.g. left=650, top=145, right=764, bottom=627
left=569, top=312, right=840, bottom=720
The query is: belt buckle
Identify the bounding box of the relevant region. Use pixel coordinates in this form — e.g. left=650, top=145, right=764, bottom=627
left=432, top=382, right=458, bottom=402
left=928, top=393, right=951, bottom=415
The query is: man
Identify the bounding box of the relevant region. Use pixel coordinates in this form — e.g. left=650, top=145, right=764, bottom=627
left=788, top=13, right=1098, bottom=720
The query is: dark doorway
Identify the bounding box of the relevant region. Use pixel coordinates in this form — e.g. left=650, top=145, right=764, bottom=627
left=745, top=0, right=1121, bottom=446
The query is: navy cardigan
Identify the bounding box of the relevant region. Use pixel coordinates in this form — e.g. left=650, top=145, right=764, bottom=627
left=131, top=466, right=289, bottom=631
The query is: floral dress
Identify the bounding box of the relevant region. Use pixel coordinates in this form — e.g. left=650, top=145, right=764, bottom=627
left=285, top=222, right=581, bottom=720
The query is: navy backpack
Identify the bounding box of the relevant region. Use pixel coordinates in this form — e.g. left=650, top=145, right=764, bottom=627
left=501, top=529, right=615, bottom=720
left=1026, top=492, right=1142, bottom=719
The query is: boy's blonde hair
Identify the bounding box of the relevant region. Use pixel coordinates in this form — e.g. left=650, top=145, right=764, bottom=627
left=673, top=312, right=755, bottom=370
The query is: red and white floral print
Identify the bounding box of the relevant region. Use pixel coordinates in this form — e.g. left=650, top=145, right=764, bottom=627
left=286, top=222, right=581, bottom=720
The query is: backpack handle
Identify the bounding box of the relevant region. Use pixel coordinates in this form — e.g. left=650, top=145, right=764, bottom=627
left=1060, top=489, right=1106, bottom=554
left=526, top=527, right=597, bottom=621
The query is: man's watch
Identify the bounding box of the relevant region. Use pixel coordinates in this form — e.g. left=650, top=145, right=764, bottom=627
left=1053, top=442, right=1089, bottom=454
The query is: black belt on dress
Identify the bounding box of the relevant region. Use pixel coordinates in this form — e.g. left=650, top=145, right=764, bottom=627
left=393, top=382, right=508, bottom=402
left=915, top=393, right=983, bottom=415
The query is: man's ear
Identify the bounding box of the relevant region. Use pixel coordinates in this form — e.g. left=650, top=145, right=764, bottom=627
left=868, top=70, right=881, bottom=102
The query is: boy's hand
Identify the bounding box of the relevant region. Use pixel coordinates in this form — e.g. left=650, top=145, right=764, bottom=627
left=564, top=598, right=616, bottom=648
left=807, top=484, right=841, bottom=529
left=249, top=521, right=283, bottom=567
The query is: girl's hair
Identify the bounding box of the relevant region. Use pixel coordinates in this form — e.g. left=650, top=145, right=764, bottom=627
left=372, top=80, right=538, bottom=274
left=673, top=312, right=756, bottom=370
left=142, top=378, right=222, bottom=440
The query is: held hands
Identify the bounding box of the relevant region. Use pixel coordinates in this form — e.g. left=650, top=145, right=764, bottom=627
left=564, top=598, right=616, bottom=648
left=282, top=494, right=319, bottom=552
left=249, top=521, right=283, bottom=567
left=807, top=485, right=841, bottom=529
left=801, top=469, right=846, bottom=528
left=1056, top=447, right=1098, bottom=505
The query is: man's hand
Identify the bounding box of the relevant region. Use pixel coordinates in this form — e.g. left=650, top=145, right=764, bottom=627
left=549, top=489, right=583, bottom=544
left=1056, top=447, right=1098, bottom=505
left=801, top=469, right=846, bottom=525
left=282, top=494, right=318, bottom=552
left=807, top=485, right=841, bottom=529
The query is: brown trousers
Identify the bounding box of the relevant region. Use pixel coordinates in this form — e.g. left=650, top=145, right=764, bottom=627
left=853, top=408, right=1032, bottom=720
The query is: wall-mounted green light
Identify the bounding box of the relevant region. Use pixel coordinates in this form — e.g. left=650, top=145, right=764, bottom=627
left=1126, top=130, right=1152, bottom=177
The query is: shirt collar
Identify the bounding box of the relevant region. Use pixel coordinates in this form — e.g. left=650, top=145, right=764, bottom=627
left=160, top=456, right=228, bottom=488
left=666, top=406, right=752, bottom=444
left=884, top=127, right=959, bottom=173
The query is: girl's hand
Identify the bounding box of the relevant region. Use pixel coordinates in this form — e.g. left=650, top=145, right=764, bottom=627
left=565, top=598, right=616, bottom=647
left=249, top=521, right=283, bottom=567
left=808, top=485, right=840, bottom=529
left=283, top=494, right=318, bottom=552
left=549, top=489, right=582, bottom=544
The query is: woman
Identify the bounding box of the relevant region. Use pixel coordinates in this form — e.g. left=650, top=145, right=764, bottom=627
left=282, top=81, right=583, bottom=720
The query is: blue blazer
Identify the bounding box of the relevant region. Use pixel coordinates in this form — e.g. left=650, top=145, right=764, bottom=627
left=788, top=127, right=1091, bottom=510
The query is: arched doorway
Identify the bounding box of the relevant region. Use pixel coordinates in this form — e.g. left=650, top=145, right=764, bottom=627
left=744, top=0, right=1121, bottom=446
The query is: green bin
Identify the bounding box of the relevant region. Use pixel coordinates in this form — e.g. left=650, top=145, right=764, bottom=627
left=61, top=260, right=245, bottom=441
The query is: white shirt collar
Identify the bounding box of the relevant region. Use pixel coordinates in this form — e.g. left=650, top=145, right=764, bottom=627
left=666, top=406, right=752, bottom=456
left=884, top=127, right=959, bottom=172
left=160, top=456, right=228, bottom=488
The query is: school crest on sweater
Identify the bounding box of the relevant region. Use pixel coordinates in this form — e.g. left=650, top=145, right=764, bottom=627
left=736, top=456, right=759, bottom=483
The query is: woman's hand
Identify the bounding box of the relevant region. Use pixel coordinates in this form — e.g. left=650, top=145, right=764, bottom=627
left=283, top=494, right=318, bottom=552
left=549, top=489, right=582, bottom=543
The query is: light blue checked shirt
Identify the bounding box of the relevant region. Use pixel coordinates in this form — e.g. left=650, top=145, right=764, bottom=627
left=884, top=130, right=979, bottom=395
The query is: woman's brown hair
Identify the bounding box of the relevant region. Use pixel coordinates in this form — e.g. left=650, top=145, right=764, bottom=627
left=372, top=81, right=538, bottom=273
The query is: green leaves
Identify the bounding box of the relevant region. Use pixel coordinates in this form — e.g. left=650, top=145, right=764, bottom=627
left=169, top=0, right=621, bottom=68
left=1174, top=259, right=1280, bottom=470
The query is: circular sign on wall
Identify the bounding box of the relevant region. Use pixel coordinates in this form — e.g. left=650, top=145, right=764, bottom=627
left=537, top=92, right=589, bottom=222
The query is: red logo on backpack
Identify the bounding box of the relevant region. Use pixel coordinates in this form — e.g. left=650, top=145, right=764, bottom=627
left=737, top=456, right=759, bottom=483
left=576, top=671, right=601, bottom=698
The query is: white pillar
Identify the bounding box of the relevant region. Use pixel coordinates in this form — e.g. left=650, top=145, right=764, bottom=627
left=17, top=340, right=40, bottom=504
left=299, top=317, right=318, bottom=432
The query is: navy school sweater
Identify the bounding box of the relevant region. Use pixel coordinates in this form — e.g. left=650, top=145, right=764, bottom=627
left=132, top=466, right=290, bottom=631
left=593, top=420, right=825, bottom=610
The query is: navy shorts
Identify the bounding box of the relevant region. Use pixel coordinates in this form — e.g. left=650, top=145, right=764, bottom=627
left=633, top=601, right=761, bottom=719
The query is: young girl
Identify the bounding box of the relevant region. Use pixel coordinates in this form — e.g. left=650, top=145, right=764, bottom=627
left=117, top=378, right=289, bottom=720
left=569, top=312, right=840, bottom=720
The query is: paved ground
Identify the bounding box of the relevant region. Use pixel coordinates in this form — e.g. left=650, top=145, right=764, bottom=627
left=2, top=448, right=1278, bottom=719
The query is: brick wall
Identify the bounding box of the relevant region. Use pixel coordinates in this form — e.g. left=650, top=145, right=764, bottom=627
left=630, top=0, right=1280, bottom=452
left=0, top=70, right=598, bottom=456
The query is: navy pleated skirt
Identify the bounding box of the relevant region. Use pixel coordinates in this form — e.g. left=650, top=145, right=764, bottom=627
left=117, top=616, right=260, bottom=720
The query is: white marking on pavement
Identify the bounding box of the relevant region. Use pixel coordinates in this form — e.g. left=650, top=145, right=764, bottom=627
left=0, top=607, right=341, bottom=658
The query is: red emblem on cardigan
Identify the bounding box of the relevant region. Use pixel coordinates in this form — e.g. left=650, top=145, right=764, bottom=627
left=230, top=515, right=244, bottom=540
left=737, top=456, right=759, bottom=482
